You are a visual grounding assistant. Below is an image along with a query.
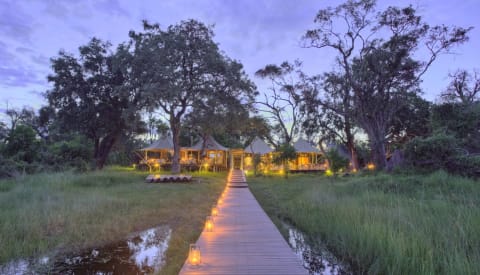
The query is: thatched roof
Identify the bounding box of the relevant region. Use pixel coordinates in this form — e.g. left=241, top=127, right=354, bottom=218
left=245, top=137, right=273, bottom=154
left=189, top=135, right=228, bottom=151
left=293, top=138, right=320, bottom=153
left=141, top=136, right=174, bottom=151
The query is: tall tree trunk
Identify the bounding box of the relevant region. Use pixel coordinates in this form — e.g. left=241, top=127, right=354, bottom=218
left=95, top=134, right=117, bottom=170
left=344, top=119, right=359, bottom=171
left=365, top=123, right=387, bottom=170
left=170, top=120, right=181, bottom=174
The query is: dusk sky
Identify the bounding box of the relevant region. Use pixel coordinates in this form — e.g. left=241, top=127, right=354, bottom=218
left=1, top=0, right=479, bottom=116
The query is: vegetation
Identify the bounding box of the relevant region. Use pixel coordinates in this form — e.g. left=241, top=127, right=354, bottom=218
left=302, top=0, right=471, bottom=169
left=249, top=172, right=480, bottom=274
left=130, top=20, right=256, bottom=173
left=0, top=167, right=226, bottom=274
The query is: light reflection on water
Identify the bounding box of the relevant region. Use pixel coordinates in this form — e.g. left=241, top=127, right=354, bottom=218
left=0, top=226, right=171, bottom=275
left=287, top=226, right=351, bottom=275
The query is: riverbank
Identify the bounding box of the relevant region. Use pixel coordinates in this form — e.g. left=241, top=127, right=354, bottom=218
left=249, top=171, right=480, bottom=274
left=0, top=167, right=226, bottom=274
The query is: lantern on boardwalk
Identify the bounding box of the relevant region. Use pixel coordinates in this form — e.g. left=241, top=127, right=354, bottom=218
left=188, top=244, right=201, bottom=265
left=211, top=205, right=219, bottom=217
left=205, top=215, right=214, bottom=232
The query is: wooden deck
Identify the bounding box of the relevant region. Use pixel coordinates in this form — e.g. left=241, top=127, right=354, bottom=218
left=179, top=170, right=306, bottom=275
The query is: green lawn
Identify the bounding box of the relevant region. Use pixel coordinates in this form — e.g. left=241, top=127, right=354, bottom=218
left=0, top=167, right=226, bottom=275
left=249, top=171, right=480, bottom=275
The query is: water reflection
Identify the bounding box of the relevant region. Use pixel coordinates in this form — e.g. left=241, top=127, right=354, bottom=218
left=0, top=226, right=171, bottom=275
left=287, top=226, right=351, bottom=275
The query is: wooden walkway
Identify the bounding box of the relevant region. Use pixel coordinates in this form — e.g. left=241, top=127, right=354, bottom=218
left=179, top=170, right=306, bottom=275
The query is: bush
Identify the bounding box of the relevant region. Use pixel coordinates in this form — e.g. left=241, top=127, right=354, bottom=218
left=326, top=148, right=350, bottom=174
left=448, top=155, right=480, bottom=178
left=404, top=132, right=460, bottom=171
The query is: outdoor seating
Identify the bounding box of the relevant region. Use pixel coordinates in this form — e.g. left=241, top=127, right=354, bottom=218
left=145, top=174, right=192, bottom=183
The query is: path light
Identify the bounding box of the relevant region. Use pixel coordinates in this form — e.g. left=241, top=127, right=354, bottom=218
left=188, top=244, right=201, bottom=265
left=205, top=215, right=214, bottom=232
left=211, top=205, right=219, bottom=217
left=367, top=163, right=375, bottom=171
left=218, top=197, right=223, bottom=205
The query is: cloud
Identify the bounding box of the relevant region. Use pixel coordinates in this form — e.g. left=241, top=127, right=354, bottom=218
left=0, top=67, right=45, bottom=87
left=0, top=1, right=35, bottom=43
left=94, top=0, right=130, bottom=17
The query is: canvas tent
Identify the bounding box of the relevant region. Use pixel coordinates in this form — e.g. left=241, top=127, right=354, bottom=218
left=291, top=138, right=325, bottom=171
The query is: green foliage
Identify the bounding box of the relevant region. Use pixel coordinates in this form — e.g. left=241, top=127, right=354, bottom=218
left=404, top=132, right=460, bottom=171
left=448, top=155, right=480, bottom=178
left=274, top=143, right=296, bottom=178
left=48, top=135, right=93, bottom=170
left=3, top=124, right=40, bottom=163
left=326, top=149, right=350, bottom=174
left=0, top=168, right=226, bottom=275
left=431, top=102, right=480, bottom=152
left=46, top=38, right=145, bottom=169
left=250, top=172, right=480, bottom=274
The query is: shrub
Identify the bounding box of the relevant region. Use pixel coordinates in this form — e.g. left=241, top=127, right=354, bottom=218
left=404, top=132, right=460, bottom=171
left=448, top=155, right=480, bottom=178
left=326, top=148, right=350, bottom=174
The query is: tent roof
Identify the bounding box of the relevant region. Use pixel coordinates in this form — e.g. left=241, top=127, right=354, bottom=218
left=293, top=138, right=320, bottom=153
left=189, top=135, right=228, bottom=151
left=141, top=136, right=174, bottom=151
left=245, top=137, right=273, bottom=154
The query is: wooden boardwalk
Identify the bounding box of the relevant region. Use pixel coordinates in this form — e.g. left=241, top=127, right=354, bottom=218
left=179, top=170, right=306, bottom=275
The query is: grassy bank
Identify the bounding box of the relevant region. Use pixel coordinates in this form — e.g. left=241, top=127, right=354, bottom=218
left=0, top=167, right=226, bottom=274
left=249, top=171, right=480, bottom=274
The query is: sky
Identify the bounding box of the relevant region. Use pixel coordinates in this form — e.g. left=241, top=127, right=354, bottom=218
left=0, top=0, right=479, bottom=117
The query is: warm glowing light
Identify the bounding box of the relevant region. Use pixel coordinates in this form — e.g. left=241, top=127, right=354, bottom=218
left=211, top=206, right=219, bottom=217
left=367, top=163, right=375, bottom=171
left=132, top=164, right=136, bottom=169
left=352, top=168, right=358, bottom=173
left=218, top=197, right=223, bottom=205
left=154, top=162, right=160, bottom=168
left=205, top=216, right=214, bottom=232
left=188, top=244, right=201, bottom=265
left=325, top=169, right=333, bottom=176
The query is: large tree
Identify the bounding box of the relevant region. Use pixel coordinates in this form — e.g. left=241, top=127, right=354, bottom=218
left=302, top=71, right=360, bottom=170
left=130, top=20, right=256, bottom=173
left=46, top=38, right=145, bottom=169
left=255, top=61, right=304, bottom=146
left=303, top=0, right=471, bottom=169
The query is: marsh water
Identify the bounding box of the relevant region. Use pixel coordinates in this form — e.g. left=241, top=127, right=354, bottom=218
left=0, top=226, right=171, bottom=275
left=287, top=225, right=351, bottom=275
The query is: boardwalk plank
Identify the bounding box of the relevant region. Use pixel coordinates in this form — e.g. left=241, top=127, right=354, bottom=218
left=180, top=170, right=306, bottom=275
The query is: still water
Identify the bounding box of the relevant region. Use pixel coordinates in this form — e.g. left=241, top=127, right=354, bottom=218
left=0, top=226, right=171, bottom=275
left=287, top=225, right=351, bottom=275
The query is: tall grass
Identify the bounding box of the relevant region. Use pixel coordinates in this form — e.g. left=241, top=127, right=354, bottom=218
left=0, top=167, right=226, bottom=275
left=249, top=171, right=480, bottom=274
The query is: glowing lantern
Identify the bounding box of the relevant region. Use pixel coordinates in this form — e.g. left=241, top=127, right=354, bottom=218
left=205, top=216, right=214, bottom=232
left=218, top=197, right=223, bottom=205
left=325, top=169, right=333, bottom=176
left=188, top=244, right=201, bottom=265
left=367, top=163, right=375, bottom=171
left=211, top=205, right=219, bottom=217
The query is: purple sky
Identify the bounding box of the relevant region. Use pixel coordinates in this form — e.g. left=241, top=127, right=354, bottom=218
left=0, top=0, right=479, bottom=115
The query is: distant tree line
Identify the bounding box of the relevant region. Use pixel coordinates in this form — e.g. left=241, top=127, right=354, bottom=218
left=0, top=0, right=478, bottom=178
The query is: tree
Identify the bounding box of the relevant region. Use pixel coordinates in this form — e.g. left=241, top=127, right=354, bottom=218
left=46, top=38, right=145, bottom=169
left=440, top=69, right=480, bottom=104
left=273, top=143, right=297, bottom=178
left=255, top=61, right=304, bottom=145
left=130, top=20, right=256, bottom=173
left=3, top=124, right=40, bottom=163
left=303, top=0, right=471, bottom=169
left=387, top=92, right=431, bottom=148
left=302, top=71, right=360, bottom=170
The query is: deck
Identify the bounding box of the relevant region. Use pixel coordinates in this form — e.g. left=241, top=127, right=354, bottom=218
left=179, top=170, right=306, bottom=275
